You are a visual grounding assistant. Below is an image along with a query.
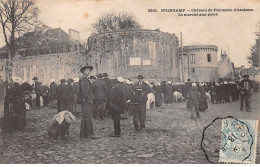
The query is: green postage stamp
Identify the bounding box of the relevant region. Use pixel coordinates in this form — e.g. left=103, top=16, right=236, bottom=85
left=219, top=118, right=258, bottom=164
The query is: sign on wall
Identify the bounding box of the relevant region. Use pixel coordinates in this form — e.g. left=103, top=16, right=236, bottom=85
left=130, top=57, right=141, bottom=66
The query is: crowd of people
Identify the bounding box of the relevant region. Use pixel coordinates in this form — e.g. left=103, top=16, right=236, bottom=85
left=0, top=64, right=258, bottom=138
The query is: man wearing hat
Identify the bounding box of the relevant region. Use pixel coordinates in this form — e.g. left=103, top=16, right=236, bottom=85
left=56, top=79, right=67, bottom=113
left=65, top=79, right=76, bottom=115
left=78, top=65, right=99, bottom=139
left=32, top=77, right=42, bottom=108
left=134, top=75, right=151, bottom=126
left=135, top=75, right=151, bottom=96
left=92, top=73, right=107, bottom=120
left=238, top=75, right=253, bottom=112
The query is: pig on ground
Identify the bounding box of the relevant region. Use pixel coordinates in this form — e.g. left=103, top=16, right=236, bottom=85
left=47, top=111, right=76, bottom=140
left=146, top=93, right=155, bottom=110
left=173, top=91, right=184, bottom=102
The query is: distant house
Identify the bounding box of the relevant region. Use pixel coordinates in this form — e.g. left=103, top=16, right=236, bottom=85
left=217, top=52, right=235, bottom=81
left=234, top=65, right=257, bottom=80
left=0, top=25, right=80, bottom=59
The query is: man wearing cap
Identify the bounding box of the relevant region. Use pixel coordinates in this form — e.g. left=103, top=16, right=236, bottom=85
left=238, top=75, right=253, bottom=112
left=56, top=79, right=67, bottom=113
left=65, top=79, right=76, bottom=115
left=108, top=77, right=127, bottom=137
left=92, top=73, right=107, bottom=120
left=32, top=77, right=42, bottom=108
left=129, top=86, right=147, bottom=131
left=78, top=65, right=99, bottom=139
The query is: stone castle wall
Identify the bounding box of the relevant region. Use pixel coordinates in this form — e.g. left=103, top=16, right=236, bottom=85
left=0, top=51, right=87, bottom=85
left=87, top=29, right=181, bottom=81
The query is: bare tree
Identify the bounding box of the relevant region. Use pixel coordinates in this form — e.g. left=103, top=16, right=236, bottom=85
left=0, top=0, right=39, bottom=85
left=92, top=11, right=141, bottom=34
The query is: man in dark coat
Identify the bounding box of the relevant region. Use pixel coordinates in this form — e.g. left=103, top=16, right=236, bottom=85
left=78, top=65, right=99, bottom=140
left=3, top=79, right=26, bottom=132
left=92, top=73, right=107, bottom=120
left=56, top=79, right=67, bottom=113
left=33, top=77, right=42, bottom=108
left=65, top=79, right=76, bottom=115
left=134, top=75, right=151, bottom=96
left=130, top=86, right=147, bottom=131
left=238, top=75, right=253, bottom=112
left=117, top=77, right=128, bottom=118
left=108, top=78, right=127, bottom=137
left=21, top=80, right=32, bottom=92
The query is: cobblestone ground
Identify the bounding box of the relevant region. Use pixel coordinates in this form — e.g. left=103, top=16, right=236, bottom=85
left=0, top=92, right=259, bottom=164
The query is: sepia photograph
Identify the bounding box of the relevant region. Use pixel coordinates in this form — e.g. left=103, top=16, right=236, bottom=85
left=0, top=0, right=259, bottom=164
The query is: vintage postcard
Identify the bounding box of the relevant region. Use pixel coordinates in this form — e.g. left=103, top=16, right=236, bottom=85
left=0, top=0, right=259, bottom=164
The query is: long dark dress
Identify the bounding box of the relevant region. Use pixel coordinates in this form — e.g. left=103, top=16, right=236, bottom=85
left=73, top=82, right=81, bottom=114
left=198, top=86, right=208, bottom=112
left=65, top=83, right=76, bottom=115
left=215, top=84, right=221, bottom=103
left=3, top=83, right=26, bottom=132
left=223, top=83, right=231, bottom=102
left=154, top=85, right=162, bottom=107
left=165, top=84, right=174, bottom=103
left=49, top=82, right=57, bottom=108
left=230, top=83, right=239, bottom=101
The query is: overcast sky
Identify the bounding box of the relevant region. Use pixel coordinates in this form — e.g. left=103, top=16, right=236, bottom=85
left=0, top=0, right=259, bottom=67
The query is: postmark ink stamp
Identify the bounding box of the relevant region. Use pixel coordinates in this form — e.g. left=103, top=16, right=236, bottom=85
left=219, top=118, right=258, bottom=163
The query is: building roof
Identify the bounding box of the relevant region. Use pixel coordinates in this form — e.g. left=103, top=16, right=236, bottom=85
left=0, top=27, right=69, bottom=51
